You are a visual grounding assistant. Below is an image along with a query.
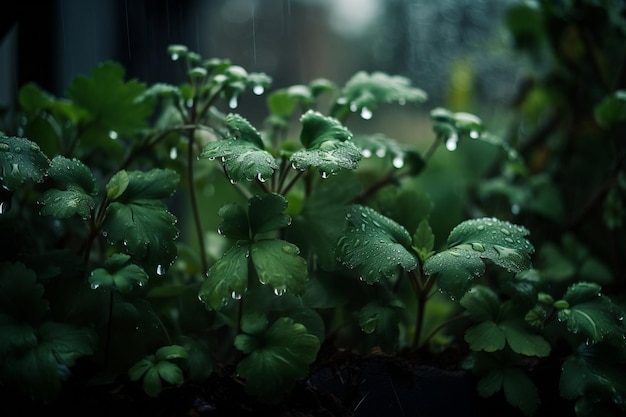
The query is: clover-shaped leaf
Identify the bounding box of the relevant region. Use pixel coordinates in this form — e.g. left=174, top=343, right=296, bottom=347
left=464, top=350, right=540, bottom=416
left=66, top=61, right=154, bottom=135
left=198, top=244, right=249, bottom=310
left=560, top=343, right=626, bottom=406
left=234, top=317, right=320, bottom=403
left=251, top=240, right=308, bottom=296
left=216, top=194, right=292, bottom=241
left=0, top=262, right=48, bottom=321
left=39, top=156, right=98, bottom=220
left=336, top=205, right=418, bottom=284
left=352, top=133, right=425, bottom=173
left=217, top=202, right=250, bottom=240
left=249, top=193, right=291, bottom=236
left=333, top=71, right=427, bottom=119
left=0, top=136, right=50, bottom=191
left=461, top=286, right=550, bottom=357
left=128, top=345, right=188, bottom=398
left=89, top=253, right=149, bottom=293
left=556, top=282, right=626, bottom=344
left=103, top=169, right=180, bottom=274
left=199, top=114, right=277, bottom=183
left=424, top=217, right=534, bottom=300
left=0, top=321, right=97, bottom=401
left=289, top=110, right=361, bottom=177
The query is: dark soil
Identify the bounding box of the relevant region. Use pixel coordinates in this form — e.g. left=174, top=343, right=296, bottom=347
left=1, top=342, right=576, bottom=417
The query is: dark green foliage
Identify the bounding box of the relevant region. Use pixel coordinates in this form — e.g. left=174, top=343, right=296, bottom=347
left=1, top=2, right=625, bottom=415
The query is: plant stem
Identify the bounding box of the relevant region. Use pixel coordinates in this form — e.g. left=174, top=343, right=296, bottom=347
left=186, top=126, right=208, bottom=275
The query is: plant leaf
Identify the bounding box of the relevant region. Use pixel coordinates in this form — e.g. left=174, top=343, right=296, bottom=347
left=199, top=114, right=277, bottom=183
left=89, top=253, right=149, bottom=293
left=103, top=169, right=180, bottom=274
left=334, top=71, right=427, bottom=117
left=248, top=193, right=292, bottom=236
left=289, top=110, right=361, bottom=176
left=1, top=321, right=97, bottom=401
left=594, top=90, right=626, bottom=128
left=0, top=136, right=50, bottom=191
left=38, top=156, right=98, bottom=220
left=0, top=262, right=48, bottom=321
left=66, top=61, right=154, bottom=135
left=250, top=239, right=308, bottom=296
left=557, top=282, right=626, bottom=344
left=234, top=317, right=320, bottom=403
left=217, top=202, right=250, bottom=240
left=424, top=217, right=535, bottom=300
left=198, top=244, right=249, bottom=310
left=352, top=133, right=425, bottom=174
left=462, top=286, right=550, bottom=356
left=336, top=204, right=418, bottom=284
left=560, top=343, right=626, bottom=406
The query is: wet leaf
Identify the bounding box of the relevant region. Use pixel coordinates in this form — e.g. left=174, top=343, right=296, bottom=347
left=352, top=133, right=425, bottom=174
left=234, top=317, right=320, bottom=403
left=560, top=343, right=626, bottom=406
left=336, top=205, right=418, bottom=284
left=89, top=253, right=149, bottom=293
left=39, top=156, right=98, bottom=220
left=333, top=71, right=427, bottom=118
left=66, top=61, right=154, bottom=135
left=198, top=244, right=249, bottom=310
left=557, top=282, right=626, bottom=344
left=289, top=110, right=361, bottom=176
left=250, top=239, right=308, bottom=296
left=424, top=217, right=534, bottom=300
left=0, top=136, right=50, bottom=191
left=199, top=114, right=277, bottom=183
left=249, top=193, right=291, bottom=236
left=103, top=169, right=180, bottom=274
left=461, top=286, right=550, bottom=356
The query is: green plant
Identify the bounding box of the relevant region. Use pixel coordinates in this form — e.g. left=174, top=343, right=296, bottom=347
left=1, top=2, right=626, bottom=415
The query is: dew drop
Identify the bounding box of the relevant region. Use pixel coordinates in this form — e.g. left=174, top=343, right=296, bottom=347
left=0, top=200, right=10, bottom=215
left=361, top=149, right=372, bottom=158
left=445, top=133, right=458, bottom=151
left=471, top=242, right=485, bottom=252
left=360, top=107, right=373, bottom=120
left=156, top=264, right=165, bottom=275
left=256, top=172, right=266, bottom=182
left=392, top=155, right=404, bottom=169
left=90, top=283, right=100, bottom=290
left=231, top=291, right=242, bottom=300
left=169, top=147, right=178, bottom=160
left=109, top=131, right=118, bottom=140
left=0, top=143, right=9, bottom=151
left=13, top=146, right=21, bottom=153
left=171, top=53, right=180, bottom=61
left=229, top=95, right=238, bottom=109
left=229, top=178, right=237, bottom=185
left=349, top=102, right=358, bottom=112
left=273, top=287, right=286, bottom=296
left=511, top=204, right=520, bottom=215
left=469, top=130, right=480, bottom=139
left=253, top=85, right=265, bottom=95
left=500, top=228, right=511, bottom=235
left=375, top=148, right=386, bottom=158
left=321, top=171, right=330, bottom=179
left=477, top=225, right=485, bottom=231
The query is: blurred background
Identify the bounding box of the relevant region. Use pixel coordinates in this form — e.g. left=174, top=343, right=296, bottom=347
left=1, top=0, right=525, bottom=120
left=0, top=0, right=530, bottom=238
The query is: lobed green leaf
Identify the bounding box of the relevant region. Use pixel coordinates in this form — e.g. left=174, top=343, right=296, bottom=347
left=336, top=205, right=418, bottom=284
left=234, top=317, right=320, bottom=403
left=0, top=136, right=50, bottom=191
